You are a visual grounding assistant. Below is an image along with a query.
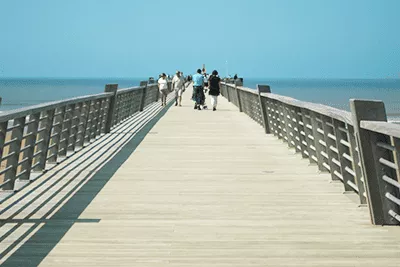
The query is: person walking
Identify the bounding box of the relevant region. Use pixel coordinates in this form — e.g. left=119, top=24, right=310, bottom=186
left=158, top=73, right=169, bottom=107
left=192, top=69, right=204, bottom=110
left=208, top=70, right=221, bottom=111
left=172, top=71, right=185, bottom=106
left=201, top=68, right=209, bottom=109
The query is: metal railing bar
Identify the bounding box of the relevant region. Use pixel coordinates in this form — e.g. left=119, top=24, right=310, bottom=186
left=377, top=142, right=395, bottom=151
left=329, top=146, right=339, bottom=154
left=389, top=210, right=400, bottom=222
left=379, top=157, right=398, bottom=170
left=334, top=170, right=344, bottom=181
left=343, top=153, right=353, bottom=163
left=347, top=180, right=359, bottom=192
left=385, top=192, right=400, bottom=206
left=345, top=166, right=356, bottom=177
left=0, top=166, right=13, bottom=176
left=382, top=175, right=400, bottom=189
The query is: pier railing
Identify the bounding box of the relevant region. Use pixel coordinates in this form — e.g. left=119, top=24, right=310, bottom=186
left=0, top=82, right=160, bottom=193
left=221, top=82, right=400, bottom=225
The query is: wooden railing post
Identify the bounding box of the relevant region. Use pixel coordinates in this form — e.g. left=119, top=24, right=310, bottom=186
left=4, top=117, right=25, bottom=190
left=104, top=84, right=118, bottom=133
left=332, top=119, right=354, bottom=190
left=310, top=112, right=326, bottom=172
left=58, top=105, right=74, bottom=159
left=281, top=104, right=295, bottom=148
left=226, top=84, right=231, bottom=102
left=33, top=109, right=54, bottom=173
left=48, top=107, right=66, bottom=164
left=257, top=85, right=271, bottom=134
left=350, top=99, right=397, bottom=225
left=293, top=107, right=308, bottom=158
left=68, top=103, right=81, bottom=153
left=301, top=109, right=317, bottom=165
left=235, top=85, right=243, bottom=112
left=19, top=113, right=40, bottom=181
left=347, top=125, right=367, bottom=204
left=139, top=81, right=148, bottom=112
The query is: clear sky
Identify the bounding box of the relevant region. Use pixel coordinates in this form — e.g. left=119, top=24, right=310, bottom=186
left=0, top=0, right=399, bottom=78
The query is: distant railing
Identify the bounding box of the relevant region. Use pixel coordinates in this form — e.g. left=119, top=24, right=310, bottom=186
left=0, top=81, right=161, bottom=193
left=221, top=82, right=400, bottom=225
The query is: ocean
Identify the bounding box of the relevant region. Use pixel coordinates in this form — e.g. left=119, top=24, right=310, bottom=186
left=1, top=77, right=400, bottom=119
left=0, top=78, right=145, bottom=111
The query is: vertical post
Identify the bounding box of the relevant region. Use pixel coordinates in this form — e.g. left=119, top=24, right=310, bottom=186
left=348, top=125, right=367, bottom=204
left=333, top=120, right=355, bottom=190
left=322, top=116, right=341, bottom=181
left=293, top=108, right=308, bottom=158
left=68, top=103, right=81, bottom=153
left=91, top=99, right=101, bottom=139
left=226, top=84, right=231, bottom=102
left=235, top=85, right=243, bottom=112
left=0, top=121, right=7, bottom=160
left=310, top=112, right=326, bottom=171
left=139, top=81, right=148, bottom=112
left=392, top=137, right=400, bottom=183
left=100, top=99, right=109, bottom=134
left=94, top=100, right=103, bottom=137
left=257, top=85, right=271, bottom=134
left=155, top=84, right=160, bottom=103
left=281, top=104, right=295, bottom=148
left=76, top=101, right=90, bottom=149
left=104, top=84, right=118, bottom=133
left=33, top=110, right=54, bottom=173
left=48, top=107, right=65, bottom=164
left=287, top=108, right=301, bottom=153
left=58, top=105, right=74, bottom=159
left=274, top=101, right=284, bottom=139
left=350, top=99, right=397, bottom=225
left=301, top=109, right=316, bottom=165
left=3, top=117, right=25, bottom=190
left=19, top=113, right=39, bottom=181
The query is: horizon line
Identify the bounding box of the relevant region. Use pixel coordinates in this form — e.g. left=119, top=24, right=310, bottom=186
left=0, top=76, right=400, bottom=80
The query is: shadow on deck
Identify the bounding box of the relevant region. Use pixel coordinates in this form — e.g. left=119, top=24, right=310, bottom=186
left=0, top=100, right=173, bottom=266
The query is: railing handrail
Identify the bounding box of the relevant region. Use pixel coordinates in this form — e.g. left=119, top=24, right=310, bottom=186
left=0, top=81, right=162, bottom=195
left=220, top=81, right=400, bottom=226
left=116, top=85, right=145, bottom=95
left=222, top=82, right=353, bottom=124
left=0, top=92, right=113, bottom=122
left=360, top=120, right=400, bottom=138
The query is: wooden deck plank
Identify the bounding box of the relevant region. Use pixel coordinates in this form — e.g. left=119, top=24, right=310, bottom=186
left=1, top=86, right=400, bottom=266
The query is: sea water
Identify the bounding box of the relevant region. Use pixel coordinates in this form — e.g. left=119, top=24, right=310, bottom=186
left=0, top=78, right=145, bottom=111
left=1, top=77, right=400, bottom=119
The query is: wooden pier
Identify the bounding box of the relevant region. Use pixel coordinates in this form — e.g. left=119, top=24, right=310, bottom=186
left=0, top=82, right=400, bottom=266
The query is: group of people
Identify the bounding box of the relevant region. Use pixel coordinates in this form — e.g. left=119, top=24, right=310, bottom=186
left=191, top=68, right=221, bottom=111
left=157, top=68, right=221, bottom=111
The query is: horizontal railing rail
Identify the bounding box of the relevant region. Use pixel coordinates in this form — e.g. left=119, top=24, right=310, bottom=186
left=220, top=82, right=400, bottom=225
left=0, top=80, right=161, bottom=193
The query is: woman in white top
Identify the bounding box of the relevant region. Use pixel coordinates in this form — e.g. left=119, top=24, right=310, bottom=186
left=158, top=73, right=169, bottom=106
left=172, top=71, right=185, bottom=106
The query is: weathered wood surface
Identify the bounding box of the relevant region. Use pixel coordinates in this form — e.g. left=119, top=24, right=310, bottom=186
left=0, top=86, right=400, bottom=266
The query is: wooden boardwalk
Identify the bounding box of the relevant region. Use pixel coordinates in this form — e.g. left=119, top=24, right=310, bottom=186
left=1, top=86, right=400, bottom=266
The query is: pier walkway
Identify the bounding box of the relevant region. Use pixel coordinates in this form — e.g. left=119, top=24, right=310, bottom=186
left=1, top=86, right=400, bottom=266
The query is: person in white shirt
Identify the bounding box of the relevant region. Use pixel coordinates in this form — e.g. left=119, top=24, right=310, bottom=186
left=157, top=73, right=169, bottom=107
left=172, top=71, right=185, bottom=106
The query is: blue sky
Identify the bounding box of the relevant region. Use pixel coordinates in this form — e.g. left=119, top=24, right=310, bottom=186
left=0, top=0, right=399, bottom=78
